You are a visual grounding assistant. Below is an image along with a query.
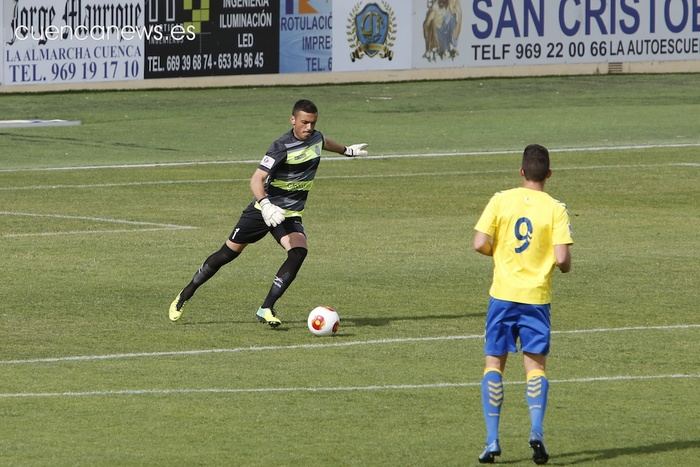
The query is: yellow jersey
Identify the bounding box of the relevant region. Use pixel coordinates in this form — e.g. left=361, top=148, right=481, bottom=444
left=475, top=187, right=573, bottom=304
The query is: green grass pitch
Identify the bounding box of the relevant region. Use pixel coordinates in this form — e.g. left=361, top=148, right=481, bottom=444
left=1, top=74, right=699, bottom=466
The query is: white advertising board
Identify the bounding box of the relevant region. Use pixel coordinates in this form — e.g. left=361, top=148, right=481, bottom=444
left=280, top=0, right=333, bottom=73
left=413, top=0, right=700, bottom=69
left=3, top=0, right=146, bottom=85
left=332, top=0, right=413, bottom=72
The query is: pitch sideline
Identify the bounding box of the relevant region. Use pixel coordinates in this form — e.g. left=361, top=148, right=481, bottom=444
left=0, top=161, right=696, bottom=192
left=0, top=211, right=196, bottom=238
left=0, top=374, right=697, bottom=399
left=1, top=323, right=698, bottom=366
left=1, top=142, right=699, bottom=173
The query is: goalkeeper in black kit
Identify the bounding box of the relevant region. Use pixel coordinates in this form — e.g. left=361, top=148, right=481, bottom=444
left=169, top=99, right=368, bottom=327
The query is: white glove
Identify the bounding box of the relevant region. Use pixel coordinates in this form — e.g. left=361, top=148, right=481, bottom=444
left=344, top=143, right=368, bottom=157
left=259, top=198, right=285, bottom=227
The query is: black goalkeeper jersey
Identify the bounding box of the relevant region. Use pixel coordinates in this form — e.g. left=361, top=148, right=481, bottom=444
left=256, top=129, right=324, bottom=217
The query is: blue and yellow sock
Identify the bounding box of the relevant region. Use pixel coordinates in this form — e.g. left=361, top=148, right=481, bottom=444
left=526, top=369, right=549, bottom=440
left=481, top=368, right=504, bottom=444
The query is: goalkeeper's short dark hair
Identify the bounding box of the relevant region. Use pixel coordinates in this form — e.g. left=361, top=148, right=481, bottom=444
left=522, top=144, right=550, bottom=182
left=293, top=99, right=318, bottom=115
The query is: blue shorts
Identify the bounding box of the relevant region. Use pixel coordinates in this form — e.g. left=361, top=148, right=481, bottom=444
left=484, top=297, right=551, bottom=356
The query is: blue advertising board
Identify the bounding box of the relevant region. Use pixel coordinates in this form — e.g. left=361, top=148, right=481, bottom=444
left=279, top=0, right=332, bottom=73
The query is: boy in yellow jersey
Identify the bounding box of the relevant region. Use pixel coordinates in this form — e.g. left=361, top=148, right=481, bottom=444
left=473, top=144, right=573, bottom=464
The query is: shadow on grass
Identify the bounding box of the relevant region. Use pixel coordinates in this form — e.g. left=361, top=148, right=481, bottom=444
left=343, top=312, right=484, bottom=327
left=496, top=439, right=700, bottom=465
left=184, top=311, right=484, bottom=327
left=557, top=439, right=700, bottom=465
left=1, top=132, right=178, bottom=152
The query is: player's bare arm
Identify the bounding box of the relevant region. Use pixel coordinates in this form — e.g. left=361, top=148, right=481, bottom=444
left=250, top=168, right=269, bottom=201
left=554, top=244, right=572, bottom=273
left=473, top=231, right=494, bottom=256
left=249, top=168, right=285, bottom=228
left=324, top=137, right=368, bottom=157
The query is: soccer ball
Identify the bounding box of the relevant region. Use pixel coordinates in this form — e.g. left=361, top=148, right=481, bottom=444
left=307, top=306, right=340, bottom=336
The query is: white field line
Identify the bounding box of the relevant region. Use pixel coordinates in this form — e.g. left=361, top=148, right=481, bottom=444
left=0, top=374, right=697, bottom=399
left=0, top=178, right=251, bottom=191
left=1, top=324, right=697, bottom=366
left=1, top=142, right=699, bottom=173
left=0, top=162, right=696, bottom=192
left=0, top=211, right=196, bottom=238
left=3, top=227, right=195, bottom=238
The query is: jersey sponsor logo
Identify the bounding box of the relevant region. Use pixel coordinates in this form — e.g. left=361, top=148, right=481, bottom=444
left=287, top=143, right=322, bottom=164
left=260, top=155, right=275, bottom=169
left=270, top=179, right=314, bottom=191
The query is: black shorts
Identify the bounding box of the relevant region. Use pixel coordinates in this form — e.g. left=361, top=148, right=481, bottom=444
left=228, top=203, right=305, bottom=245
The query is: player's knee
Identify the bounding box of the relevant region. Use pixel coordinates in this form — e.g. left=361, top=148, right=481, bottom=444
left=287, top=247, right=308, bottom=266
left=204, top=244, right=240, bottom=271
left=218, top=244, right=239, bottom=262
left=272, top=247, right=308, bottom=287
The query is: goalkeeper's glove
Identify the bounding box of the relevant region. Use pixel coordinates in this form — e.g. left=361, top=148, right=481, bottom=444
left=343, top=143, right=368, bottom=157
left=259, top=198, right=285, bottom=227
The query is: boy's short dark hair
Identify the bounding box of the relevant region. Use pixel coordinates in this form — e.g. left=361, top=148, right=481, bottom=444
left=292, top=99, right=318, bottom=115
left=522, top=144, right=550, bottom=182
